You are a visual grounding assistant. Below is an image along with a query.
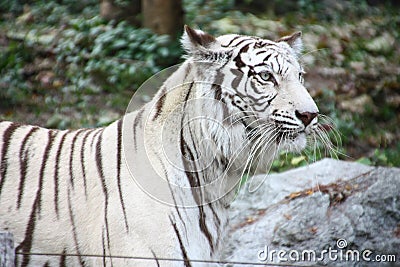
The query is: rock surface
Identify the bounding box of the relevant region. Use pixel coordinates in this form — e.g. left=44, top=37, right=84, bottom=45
left=0, top=232, right=14, bottom=267
left=223, top=159, right=400, bottom=266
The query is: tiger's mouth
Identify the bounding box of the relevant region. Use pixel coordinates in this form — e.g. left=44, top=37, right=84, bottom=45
left=276, top=123, right=333, bottom=143
left=243, top=123, right=300, bottom=145
left=243, top=120, right=332, bottom=146
left=276, top=123, right=333, bottom=152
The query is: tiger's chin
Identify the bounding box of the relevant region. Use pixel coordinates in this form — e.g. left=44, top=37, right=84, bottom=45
left=278, top=132, right=308, bottom=153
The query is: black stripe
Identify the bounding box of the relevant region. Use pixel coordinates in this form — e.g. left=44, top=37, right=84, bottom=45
left=274, top=54, right=281, bottom=75
left=218, top=97, right=231, bottom=124
left=214, top=71, right=224, bottom=87
left=16, top=130, right=56, bottom=266
left=229, top=93, right=246, bottom=113
left=95, top=129, right=113, bottom=266
left=208, top=202, right=221, bottom=228
left=90, top=129, right=103, bottom=149
left=69, top=129, right=86, bottom=189
left=213, top=72, right=224, bottom=101
left=208, top=202, right=222, bottom=248
left=80, top=129, right=94, bottom=198
left=54, top=130, right=70, bottom=217
left=116, top=119, right=129, bottom=232
left=265, top=93, right=277, bottom=108
left=152, top=86, right=167, bottom=121
left=154, top=151, right=188, bottom=236
left=150, top=250, right=160, bottom=267
left=180, top=126, right=215, bottom=253
left=183, top=62, right=192, bottom=80
left=182, top=82, right=194, bottom=110
left=60, top=248, right=67, bottom=267
left=230, top=68, right=244, bottom=89
left=0, top=122, right=21, bottom=195
left=95, top=130, right=107, bottom=199
left=253, top=61, right=270, bottom=67
left=17, top=127, right=39, bottom=209
left=133, top=109, right=144, bottom=151
left=275, top=119, right=298, bottom=127
left=237, top=87, right=270, bottom=103
left=232, top=38, right=253, bottom=48
left=67, top=188, right=85, bottom=266
left=177, top=88, right=198, bottom=205
left=233, top=44, right=250, bottom=69
left=283, top=66, right=289, bottom=76
left=179, top=138, right=199, bottom=200
left=169, top=216, right=191, bottom=267
left=249, top=78, right=266, bottom=95
left=263, top=53, right=272, bottom=63
left=220, top=35, right=241, bottom=47
left=101, top=230, right=106, bottom=266
left=38, top=130, right=56, bottom=214
left=179, top=86, right=215, bottom=252
left=187, top=120, right=201, bottom=167
left=214, top=85, right=222, bottom=101
left=278, top=114, right=295, bottom=120
left=198, top=205, right=214, bottom=253
left=244, top=73, right=250, bottom=95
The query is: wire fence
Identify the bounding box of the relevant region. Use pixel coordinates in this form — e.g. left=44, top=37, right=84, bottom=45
left=15, top=251, right=322, bottom=266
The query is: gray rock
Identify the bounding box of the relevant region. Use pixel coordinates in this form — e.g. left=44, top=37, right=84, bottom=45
left=223, top=159, right=400, bottom=267
left=0, top=232, right=14, bottom=267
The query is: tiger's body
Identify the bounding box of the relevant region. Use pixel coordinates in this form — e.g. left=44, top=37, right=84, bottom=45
left=0, top=26, right=323, bottom=266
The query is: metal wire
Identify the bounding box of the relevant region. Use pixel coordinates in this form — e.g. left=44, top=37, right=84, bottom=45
left=15, top=251, right=321, bottom=266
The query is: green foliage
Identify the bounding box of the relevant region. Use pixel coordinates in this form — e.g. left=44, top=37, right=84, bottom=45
left=357, top=146, right=400, bottom=167
left=289, top=0, right=383, bottom=21
left=0, top=0, right=398, bottom=169
left=58, top=0, right=99, bottom=14
left=183, top=0, right=235, bottom=31
left=0, top=1, right=181, bottom=127
left=0, top=41, right=33, bottom=105
left=29, top=2, right=72, bottom=25
left=55, top=17, right=181, bottom=93
left=0, top=0, right=98, bottom=16
left=272, top=154, right=306, bottom=173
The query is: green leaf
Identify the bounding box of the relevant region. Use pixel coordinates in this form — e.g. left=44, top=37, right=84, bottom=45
left=356, top=157, right=372, bottom=166
left=291, top=156, right=306, bottom=166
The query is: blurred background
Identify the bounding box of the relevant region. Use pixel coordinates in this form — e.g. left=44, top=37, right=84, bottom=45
left=0, top=0, right=399, bottom=170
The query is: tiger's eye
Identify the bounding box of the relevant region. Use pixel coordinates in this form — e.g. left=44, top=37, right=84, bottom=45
left=260, top=71, right=272, bottom=82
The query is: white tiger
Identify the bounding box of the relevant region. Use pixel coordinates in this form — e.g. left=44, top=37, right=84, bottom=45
left=0, top=26, right=323, bottom=266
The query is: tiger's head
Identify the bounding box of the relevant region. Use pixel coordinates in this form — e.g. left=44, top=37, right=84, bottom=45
left=182, top=26, right=320, bottom=154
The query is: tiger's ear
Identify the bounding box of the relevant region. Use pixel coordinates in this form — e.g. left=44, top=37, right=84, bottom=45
left=181, top=25, right=218, bottom=56
left=277, top=31, right=303, bottom=56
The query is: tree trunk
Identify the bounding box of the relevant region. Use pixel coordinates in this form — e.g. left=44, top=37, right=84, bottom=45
left=100, top=0, right=141, bottom=26
left=142, top=0, right=183, bottom=38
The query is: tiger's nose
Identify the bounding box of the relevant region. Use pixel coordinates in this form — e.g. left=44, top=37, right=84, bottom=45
left=295, top=111, right=318, bottom=127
